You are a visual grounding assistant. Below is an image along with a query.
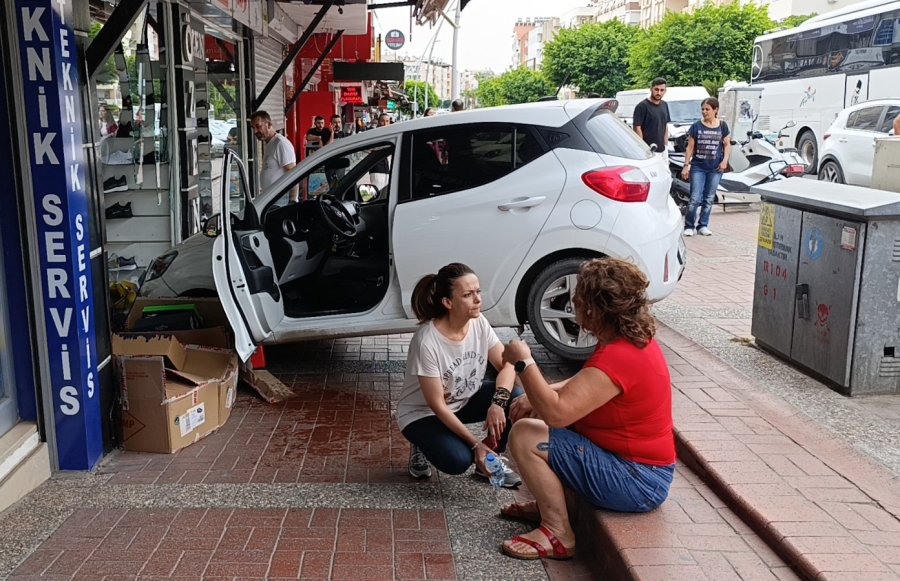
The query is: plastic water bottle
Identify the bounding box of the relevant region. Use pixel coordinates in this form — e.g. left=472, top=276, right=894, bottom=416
left=484, top=453, right=506, bottom=488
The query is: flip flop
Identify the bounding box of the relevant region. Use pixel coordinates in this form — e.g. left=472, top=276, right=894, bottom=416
left=501, top=525, right=576, bottom=561
left=499, top=502, right=541, bottom=525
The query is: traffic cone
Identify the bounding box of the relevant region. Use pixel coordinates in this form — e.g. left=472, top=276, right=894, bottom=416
left=249, top=346, right=267, bottom=369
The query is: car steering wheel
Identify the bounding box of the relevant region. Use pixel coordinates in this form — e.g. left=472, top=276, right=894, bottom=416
left=316, top=194, right=358, bottom=239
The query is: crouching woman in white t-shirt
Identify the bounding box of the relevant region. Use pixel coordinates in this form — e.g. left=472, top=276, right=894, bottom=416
left=397, top=262, right=523, bottom=488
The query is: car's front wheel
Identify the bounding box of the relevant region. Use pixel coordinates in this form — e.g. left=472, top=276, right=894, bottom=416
left=817, top=160, right=845, bottom=183
left=526, top=258, right=597, bottom=361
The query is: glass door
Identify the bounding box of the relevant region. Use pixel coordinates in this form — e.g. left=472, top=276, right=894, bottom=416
left=0, top=247, right=18, bottom=436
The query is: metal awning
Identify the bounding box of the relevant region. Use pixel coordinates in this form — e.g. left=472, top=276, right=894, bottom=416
left=275, top=0, right=369, bottom=35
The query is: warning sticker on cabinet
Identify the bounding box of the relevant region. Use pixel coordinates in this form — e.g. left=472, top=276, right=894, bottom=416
left=840, top=226, right=857, bottom=250
left=758, top=204, right=775, bottom=250
left=178, top=403, right=206, bottom=437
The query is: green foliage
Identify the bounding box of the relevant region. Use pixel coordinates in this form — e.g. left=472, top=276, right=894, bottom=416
left=628, top=2, right=774, bottom=87
left=475, top=68, right=555, bottom=107
left=701, top=74, right=730, bottom=97
left=778, top=13, right=817, bottom=29
left=542, top=20, right=642, bottom=97
left=403, top=80, right=440, bottom=115
left=90, top=22, right=119, bottom=85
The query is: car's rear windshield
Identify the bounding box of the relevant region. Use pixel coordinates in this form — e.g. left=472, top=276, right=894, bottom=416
left=583, top=110, right=653, bottom=160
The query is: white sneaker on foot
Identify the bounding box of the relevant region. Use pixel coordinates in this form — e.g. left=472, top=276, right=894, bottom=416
left=698, top=227, right=713, bottom=236
left=683, top=228, right=695, bottom=237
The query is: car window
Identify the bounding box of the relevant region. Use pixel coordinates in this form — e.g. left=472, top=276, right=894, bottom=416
left=267, top=144, right=394, bottom=212
left=847, top=106, right=885, bottom=131
left=583, top=110, right=653, bottom=159
left=878, top=106, right=900, bottom=133
left=408, top=125, right=543, bottom=200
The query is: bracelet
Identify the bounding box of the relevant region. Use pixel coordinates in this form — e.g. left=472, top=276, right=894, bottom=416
left=471, top=441, right=481, bottom=451
left=491, top=387, right=511, bottom=409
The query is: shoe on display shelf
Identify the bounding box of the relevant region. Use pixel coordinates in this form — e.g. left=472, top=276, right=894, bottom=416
left=108, top=255, right=138, bottom=271
left=104, top=150, right=133, bottom=165
left=103, top=176, right=128, bottom=194
left=104, top=201, right=133, bottom=219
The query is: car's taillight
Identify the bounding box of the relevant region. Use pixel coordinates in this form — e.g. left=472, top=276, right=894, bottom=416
left=784, top=164, right=806, bottom=176
left=823, top=133, right=831, bottom=141
left=581, top=166, right=650, bottom=202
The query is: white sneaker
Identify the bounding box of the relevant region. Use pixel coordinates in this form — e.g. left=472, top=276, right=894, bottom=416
left=698, top=227, right=713, bottom=236
left=104, top=150, right=133, bottom=165
left=683, top=228, right=695, bottom=237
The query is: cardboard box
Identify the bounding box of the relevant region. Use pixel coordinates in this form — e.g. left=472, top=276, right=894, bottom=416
left=123, top=298, right=234, bottom=349
left=112, top=335, right=238, bottom=453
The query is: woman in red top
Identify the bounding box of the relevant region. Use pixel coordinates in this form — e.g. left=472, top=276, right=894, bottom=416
left=498, top=258, right=675, bottom=560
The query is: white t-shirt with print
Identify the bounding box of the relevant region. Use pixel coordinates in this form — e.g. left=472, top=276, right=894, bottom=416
left=396, top=315, right=500, bottom=431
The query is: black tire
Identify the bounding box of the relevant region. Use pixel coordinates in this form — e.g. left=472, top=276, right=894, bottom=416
left=797, top=131, right=818, bottom=175
left=526, top=258, right=596, bottom=361
left=817, top=159, right=845, bottom=183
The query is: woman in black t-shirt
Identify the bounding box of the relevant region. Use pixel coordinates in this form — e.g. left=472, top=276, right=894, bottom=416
left=681, top=97, right=731, bottom=237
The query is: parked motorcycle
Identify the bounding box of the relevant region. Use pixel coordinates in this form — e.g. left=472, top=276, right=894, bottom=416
left=668, top=121, right=806, bottom=211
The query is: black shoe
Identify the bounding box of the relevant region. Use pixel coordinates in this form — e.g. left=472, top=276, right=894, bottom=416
left=145, top=94, right=156, bottom=106
left=116, top=122, right=132, bottom=137
left=122, top=95, right=133, bottom=109
left=105, top=201, right=133, bottom=219
left=197, top=117, right=209, bottom=128
left=142, top=151, right=159, bottom=164
left=108, top=255, right=137, bottom=270
left=196, top=99, right=208, bottom=109
left=103, top=177, right=128, bottom=194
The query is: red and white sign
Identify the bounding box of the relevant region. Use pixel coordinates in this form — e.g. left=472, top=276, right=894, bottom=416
left=385, top=29, right=405, bottom=50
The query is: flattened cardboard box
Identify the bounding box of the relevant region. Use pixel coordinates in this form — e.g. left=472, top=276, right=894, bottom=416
left=112, top=335, right=238, bottom=454
left=123, top=297, right=234, bottom=349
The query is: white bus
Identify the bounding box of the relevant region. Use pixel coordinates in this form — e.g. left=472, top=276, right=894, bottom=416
left=751, top=0, right=900, bottom=172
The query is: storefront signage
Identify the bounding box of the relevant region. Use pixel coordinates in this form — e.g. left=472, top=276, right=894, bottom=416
left=340, top=85, right=365, bottom=105
left=181, top=21, right=205, bottom=64
left=385, top=29, right=405, bottom=50
left=16, top=0, right=102, bottom=470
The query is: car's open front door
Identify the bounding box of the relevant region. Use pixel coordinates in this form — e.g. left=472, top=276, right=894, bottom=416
left=211, top=150, right=285, bottom=361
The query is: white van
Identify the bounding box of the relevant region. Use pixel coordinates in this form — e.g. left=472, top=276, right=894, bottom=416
left=615, top=86, right=711, bottom=145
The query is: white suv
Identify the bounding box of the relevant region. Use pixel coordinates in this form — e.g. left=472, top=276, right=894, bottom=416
left=818, top=99, right=900, bottom=186
left=141, top=99, right=686, bottom=360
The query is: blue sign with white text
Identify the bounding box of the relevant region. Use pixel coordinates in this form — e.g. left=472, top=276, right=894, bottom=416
left=16, top=0, right=102, bottom=470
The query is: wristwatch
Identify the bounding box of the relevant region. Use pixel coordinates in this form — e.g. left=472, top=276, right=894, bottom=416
left=514, top=357, right=536, bottom=373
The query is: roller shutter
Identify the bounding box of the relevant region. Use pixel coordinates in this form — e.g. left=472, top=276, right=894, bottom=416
left=254, top=37, right=286, bottom=131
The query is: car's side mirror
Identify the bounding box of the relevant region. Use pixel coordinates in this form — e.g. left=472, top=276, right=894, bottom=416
left=203, top=213, right=221, bottom=238
left=784, top=120, right=796, bottom=129
left=357, top=183, right=379, bottom=202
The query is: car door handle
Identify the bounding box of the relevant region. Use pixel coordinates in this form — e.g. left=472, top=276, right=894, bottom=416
left=498, top=196, right=546, bottom=211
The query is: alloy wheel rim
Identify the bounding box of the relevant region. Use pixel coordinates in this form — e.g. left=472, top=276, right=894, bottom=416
left=821, top=164, right=840, bottom=182
left=538, top=273, right=596, bottom=349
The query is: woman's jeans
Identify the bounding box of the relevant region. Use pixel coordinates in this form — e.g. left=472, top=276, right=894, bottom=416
left=548, top=427, right=675, bottom=512
left=402, top=381, right=524, bottom=475
left=684, top=167, right=723, bottom=230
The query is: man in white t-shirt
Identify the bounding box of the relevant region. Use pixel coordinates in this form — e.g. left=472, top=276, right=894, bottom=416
left=251, top=110, right=297, bottom=200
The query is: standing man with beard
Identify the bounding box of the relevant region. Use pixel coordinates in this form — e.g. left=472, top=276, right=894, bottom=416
left=251, top=110, right=297, bottom=200
left=633, top=78, right=671, bottom=159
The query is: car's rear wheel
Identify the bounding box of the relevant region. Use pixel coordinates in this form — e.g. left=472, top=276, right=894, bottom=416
left=817, top=160, right=844, bottom=183
left=797, top=131, right=818, bottom=175
left=526, top=258, right=596, bottom=361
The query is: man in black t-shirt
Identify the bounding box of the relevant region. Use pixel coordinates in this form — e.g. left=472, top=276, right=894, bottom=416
left=305, top=115, right=332, bottom=157
left=633, top=77, right=671, bottom=155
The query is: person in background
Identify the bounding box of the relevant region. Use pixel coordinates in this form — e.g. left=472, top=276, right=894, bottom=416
left=367, top=113, right=393, bottom=190
left=681, top=97, right=731, bottom=237
left=355, top=118, right=367, bottom=134
left=251, top=110, right=296, bottom=199
left=893, top=112, right=900, bottom=135
left=99, top=105, right=118, bottom=137
left=498, top=258, right=675, bottom=561
left=397, top=263, right=523, bottom=488
left=451, top=99, right=465, bottom=112
left=305, top=115, right=332, bottom=157
left=424, top=107, right=438, bottom=117
left=330, top=114, right=348, bottom=140
left=633, top=77, right=670, bottom=157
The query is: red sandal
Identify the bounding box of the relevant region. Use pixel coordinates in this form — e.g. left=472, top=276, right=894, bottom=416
left=499, top=502, right=541, bottom=525
left=501, top=525, right=576, bottom=560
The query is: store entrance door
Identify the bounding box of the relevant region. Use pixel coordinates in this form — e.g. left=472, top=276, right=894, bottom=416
left=0, top=36, right=18, bottom=438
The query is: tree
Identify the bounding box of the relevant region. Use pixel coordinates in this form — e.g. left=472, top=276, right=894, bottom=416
left=542, top=20, right=642, bottom=97
left=403, top=80, right=440, bottom=116
left=629, top=2, right=774, bottom=87
left=778, top=13, right=817, bottom=29
left=474, top=68, right=555, bottom=107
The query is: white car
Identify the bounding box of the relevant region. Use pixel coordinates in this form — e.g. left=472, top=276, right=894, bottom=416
left=818, top=99, right=900, bottom=186
left=141, top=99, right=686, bottom=360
